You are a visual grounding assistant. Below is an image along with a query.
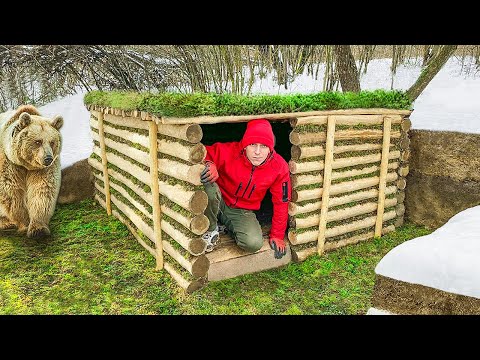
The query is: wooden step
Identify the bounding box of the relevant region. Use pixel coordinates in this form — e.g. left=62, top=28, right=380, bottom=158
left=205, top=230, right=291, bottom=282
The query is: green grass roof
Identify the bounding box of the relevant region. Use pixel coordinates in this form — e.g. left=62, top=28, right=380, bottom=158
left=84, top=90, right=412, bottom=118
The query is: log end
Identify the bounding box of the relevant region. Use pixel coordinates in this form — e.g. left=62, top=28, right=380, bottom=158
left=191, top=255, right=210, bottom=278
left=186, top=124, right=203, bottom=143
left=289, top=131, right=300, bottom=146
left=397, top=178, right=407, bottom=190
left=190, top=143, right=207, bottom=164
left=291, top=145, right=301, bottom=161
left=191, top=190, right=208, bottom=215
left=291, top=190, right=299, bottom=203
left=289, top=118, right=298, bottom=128
left=288, top=202, right=297, bottom=216
left=186, top=277, right=208, bottom=294
left=189, top=164, right=206, bottom=186
left=288, top=160, right=297, bottom=174
left=191, top=214, right=210, bottom=235
left=189, top=237, right=208, bottom=256
left=287, top=230, right=297, bottom=244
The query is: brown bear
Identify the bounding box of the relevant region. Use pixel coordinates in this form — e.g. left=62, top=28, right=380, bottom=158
left=0, top=105, right=63, bottom=238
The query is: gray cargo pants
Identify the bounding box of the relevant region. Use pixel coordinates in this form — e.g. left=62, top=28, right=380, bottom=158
left=203, top=182, right=264, bottom=253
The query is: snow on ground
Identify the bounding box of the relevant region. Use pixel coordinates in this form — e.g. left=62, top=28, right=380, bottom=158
left=39, top=92, right=92, bottom=169
left=375, top=205, right=480, bottom=299
left=366, top=307, right=395, bottom=315
left=43, top=57, right=480, bottom=170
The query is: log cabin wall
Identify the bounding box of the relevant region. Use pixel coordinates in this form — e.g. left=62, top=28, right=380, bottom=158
left=86, top=105, right=411, bottom=292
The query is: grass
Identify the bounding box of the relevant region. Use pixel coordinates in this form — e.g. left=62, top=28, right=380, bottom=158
left=0, top=199, right=431, bottom=315
left=84, top=89, right=412, bottom=118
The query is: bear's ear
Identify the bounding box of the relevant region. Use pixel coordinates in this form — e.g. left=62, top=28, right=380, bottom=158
left=51, top=115, right=64, bottom=130
left=19, top=112, right=31, bottom=129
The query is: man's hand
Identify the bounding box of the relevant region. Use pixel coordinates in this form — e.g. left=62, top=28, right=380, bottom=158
left=200, top=161, right=219, bottom=184
left=269, top=237, right=287, bottom=259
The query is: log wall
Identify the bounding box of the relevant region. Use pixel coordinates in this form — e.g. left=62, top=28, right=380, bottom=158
left=87, top=106, right=208, bottom=293
left=86, top=105, right=411, bottom=291
left=287, top=112, right=411, bottom=262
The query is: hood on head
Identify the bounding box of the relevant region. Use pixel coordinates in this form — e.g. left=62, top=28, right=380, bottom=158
left=241, top=118, right=274, bottom=151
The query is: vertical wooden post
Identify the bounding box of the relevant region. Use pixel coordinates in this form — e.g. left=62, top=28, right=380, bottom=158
left=375, top=116, right=392, bottom=237
left=317, top=116, right=336, bottom=255
left=149, top=120, right=163, bottom=270
left=97, top=111, right=111, bottom=215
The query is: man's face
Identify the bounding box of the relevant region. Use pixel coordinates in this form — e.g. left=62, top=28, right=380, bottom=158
left=245, top=143, right=270, bottom=166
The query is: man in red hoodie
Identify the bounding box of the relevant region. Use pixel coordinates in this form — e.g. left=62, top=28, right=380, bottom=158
left=200, top=119, right=291, bottom=259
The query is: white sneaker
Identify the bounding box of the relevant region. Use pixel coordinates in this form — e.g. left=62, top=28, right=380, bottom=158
left=202, top=226, right=220, bottom=253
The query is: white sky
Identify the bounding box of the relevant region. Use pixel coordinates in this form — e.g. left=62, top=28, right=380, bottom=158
left=38, top=57, right=480, bottom=300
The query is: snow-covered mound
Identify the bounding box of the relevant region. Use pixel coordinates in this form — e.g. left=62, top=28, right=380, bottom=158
left=375, top=205, right=480, bottom=299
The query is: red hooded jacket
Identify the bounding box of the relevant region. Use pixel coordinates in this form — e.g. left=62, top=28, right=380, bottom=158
left=205, top=119, right=291, bottom=240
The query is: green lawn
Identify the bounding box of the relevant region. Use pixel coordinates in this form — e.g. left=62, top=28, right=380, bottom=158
left=0, top=199, right=431, bottom=315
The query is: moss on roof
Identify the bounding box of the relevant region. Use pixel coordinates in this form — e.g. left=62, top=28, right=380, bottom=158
left=84, top=90, right=412, bottom=118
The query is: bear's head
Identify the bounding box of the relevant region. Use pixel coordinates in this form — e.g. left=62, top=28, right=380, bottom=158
left=8, top=111, right=64, bottom=171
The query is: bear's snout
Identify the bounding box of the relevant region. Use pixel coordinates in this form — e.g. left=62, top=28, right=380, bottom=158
left=43, top=155, right=53, bottom=166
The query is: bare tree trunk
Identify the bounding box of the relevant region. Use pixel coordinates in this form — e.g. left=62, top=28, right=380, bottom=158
left=406, top=45, right=458, bottom=102
left=333, top=45, right=361, bottom=93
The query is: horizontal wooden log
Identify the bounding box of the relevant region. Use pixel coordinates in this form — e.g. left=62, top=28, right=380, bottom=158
left=291, top=173, right=324, bottom=188
left=288, top=209, right=397, bottom=245
left=157, top=123, right=203, bottom=143
left=158, top=158, right=203, bottom=186
left=397, top=177, right=407, bottom=190
left=160, top=203, right=209, bottom=235
left=94, top=172, right=152, bottom=221
left=161, top=219, right=206, bottom=256
left=104, top=113, right=150, bottom=130
left=291, top=142, right=395, bottom=161
left=92, top=131, right=150, bottom=168
left=289, top=129, right=401, bottom=146
left=102, top=122, right=150, bottom=149
left=162, top=241, right=209, bottom=278
left=158, top=139, right=206, bottom=164
left=289, top=150, right=400, bottom=174
left=163, top=262, right=207, bottom=293
left=92, top=146, right=211, bottom=215
left=89, top=155, right=152, bottom=203
left=291, top=225, right=396, bottom=262
left=290, top=114, right=402, bottom=127
left=396, top=191, right=405, bottom=204
left=289, top=185, right=397, bottom=216
left=292, top=172, right=398, bottom=202
left=93, top=145, right=150, bottom=186
left=158, top=109, right=412, bottom=125
left=291, top=161, right=399, bottom=188
left=325, top=225, right=395, bottom=251
left=158, top=181, right=207, bottom=215
left=292, top=198, right=397, bottom=229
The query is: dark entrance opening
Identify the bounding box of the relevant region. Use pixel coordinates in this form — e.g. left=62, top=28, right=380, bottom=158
left=200, top=120, right=292, bottom=226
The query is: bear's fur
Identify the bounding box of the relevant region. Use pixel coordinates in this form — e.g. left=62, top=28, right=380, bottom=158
left=0, top=105, right=63, bottom=238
